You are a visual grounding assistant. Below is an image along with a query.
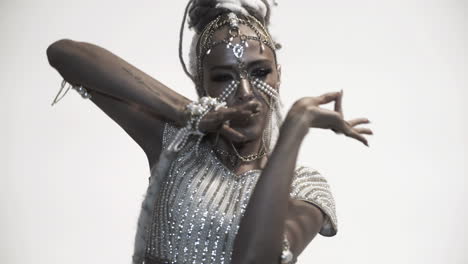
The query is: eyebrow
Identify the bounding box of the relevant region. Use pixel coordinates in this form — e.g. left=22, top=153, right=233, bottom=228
left=209, top=59, right=273, bottom=71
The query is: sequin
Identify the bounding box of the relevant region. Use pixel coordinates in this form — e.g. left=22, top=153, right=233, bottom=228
left=132, top=123, right=338, bottom=263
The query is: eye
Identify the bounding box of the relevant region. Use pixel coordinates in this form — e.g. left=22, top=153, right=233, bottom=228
left=211, top=74, right=234, bottom=82
left=251, top=68, right=272, bottom=79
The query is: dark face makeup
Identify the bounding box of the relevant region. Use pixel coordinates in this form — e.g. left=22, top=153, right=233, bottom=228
left=201, top=25, right=280, bottom=142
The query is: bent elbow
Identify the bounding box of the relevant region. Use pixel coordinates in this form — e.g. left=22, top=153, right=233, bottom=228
left=46, top=38, right=75, bottom=67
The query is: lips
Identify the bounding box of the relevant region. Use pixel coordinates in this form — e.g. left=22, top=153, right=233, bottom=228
left=229, top=100, right=263, bottom=127
left=230, top=111, right=260, bottom=127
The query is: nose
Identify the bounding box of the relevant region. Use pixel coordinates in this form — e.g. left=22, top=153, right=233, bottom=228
left=235, top=78, right=254, bottom=102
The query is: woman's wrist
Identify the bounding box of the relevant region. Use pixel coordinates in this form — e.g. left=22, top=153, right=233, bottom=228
left=176, top=102, right=191, bottom=127
left=283, top=103, right=312, bottom=135
left=279, top=113, right=310, bottom=144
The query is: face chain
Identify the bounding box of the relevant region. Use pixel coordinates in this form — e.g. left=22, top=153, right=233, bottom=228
left=251, top=78, right=279, bottom=100
left=218, top=80, right=240, bottom=102
left=197, top=12, right=277, bottom=96
left=216, top=77, right=279, bottom=104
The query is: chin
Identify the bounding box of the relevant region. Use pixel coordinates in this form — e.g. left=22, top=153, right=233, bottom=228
left=232, top=123, right=265, bottom=143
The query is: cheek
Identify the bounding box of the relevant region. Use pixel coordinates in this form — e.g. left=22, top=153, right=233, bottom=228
left=254, top=90, right=270, bottom=106
left=266, top=72, right=279, bottom=90
left=203, top=82, right=225, bottom=98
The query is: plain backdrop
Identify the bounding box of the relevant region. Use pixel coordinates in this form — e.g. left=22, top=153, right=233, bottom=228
left=1, top=0, right=467, bottom=263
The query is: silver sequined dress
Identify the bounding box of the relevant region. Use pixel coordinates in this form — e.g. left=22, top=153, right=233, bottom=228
left=132, top=123, right=338, bottom=264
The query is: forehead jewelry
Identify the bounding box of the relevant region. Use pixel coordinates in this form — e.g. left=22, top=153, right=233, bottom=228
left=202, top=13, right=279, bottom=103
left=196, top=12, right=276, bottom=95
left=226, top=13, right=248, bottom=60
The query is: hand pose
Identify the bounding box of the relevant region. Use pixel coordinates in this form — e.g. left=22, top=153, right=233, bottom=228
left=198, top=100, right=262, bottom=142
left=199, top=90, right=372, bottom=146
left=292, top=90, right=372, bottom=146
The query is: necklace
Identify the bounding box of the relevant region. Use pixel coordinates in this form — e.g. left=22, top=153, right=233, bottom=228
left=230, top=141, right=267, bottom=162
left=212, top=139, right=267, bottom=167
left=212, top=146, right=238, bottom=167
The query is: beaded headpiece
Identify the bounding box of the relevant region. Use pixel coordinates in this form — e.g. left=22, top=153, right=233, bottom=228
left=195, top=12, right=277, bottom=95
left=177, top=6, right=283, bottom=156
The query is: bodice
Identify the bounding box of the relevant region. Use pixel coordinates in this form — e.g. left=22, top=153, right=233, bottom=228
left=132, top=123, right=337, bottom=264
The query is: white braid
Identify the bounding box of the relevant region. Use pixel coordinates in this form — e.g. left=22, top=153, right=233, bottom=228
left=188, top=0, right=279, bottom=94
left=215, top=0, right=277, bottom=23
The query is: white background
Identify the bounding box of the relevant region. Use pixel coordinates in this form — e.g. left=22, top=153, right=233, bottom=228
left=1, top=0, right=467, bottom=263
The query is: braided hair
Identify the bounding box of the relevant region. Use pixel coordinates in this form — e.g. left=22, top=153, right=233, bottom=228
left=188, top=0, right=275, bottom=34
left=178, top=0, right=283, bottom=154
left=179, top=0, right=278, bottom=87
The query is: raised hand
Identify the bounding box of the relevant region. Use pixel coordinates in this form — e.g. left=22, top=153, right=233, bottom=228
left=290, top=90, right=372, bottom=146
left=198, top=100, right=261, bottom=142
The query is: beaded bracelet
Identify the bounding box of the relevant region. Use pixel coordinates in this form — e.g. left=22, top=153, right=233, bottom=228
left=281, top=235, right=296, bottom=264
left=168, top=96, right=226, bottom=153
left=51, top=79, right=92, bottom=106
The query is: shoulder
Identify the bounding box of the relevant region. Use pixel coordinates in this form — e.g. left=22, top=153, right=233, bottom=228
left=290, top=166, right=338, bottom=237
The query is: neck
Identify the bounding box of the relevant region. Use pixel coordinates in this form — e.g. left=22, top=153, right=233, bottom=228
left=208, top=133, right=267, bottom=175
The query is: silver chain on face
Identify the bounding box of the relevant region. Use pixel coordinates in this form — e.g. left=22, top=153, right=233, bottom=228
left=197, top=12, right=277, bottom=96
left=212, top=74, right=279, bottom=163
left=216, top=77, right=279, bottom=103
left=251, top=77, right=279, bottom=99
left=198, top=13, right=281, bottom=162
left=218, top=80, right=240, bottom=102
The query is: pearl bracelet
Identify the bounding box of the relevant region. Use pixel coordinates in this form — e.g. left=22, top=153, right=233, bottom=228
left=281, top=235, right=296, bottom=264
left=168, top=96, right=225, bottom=153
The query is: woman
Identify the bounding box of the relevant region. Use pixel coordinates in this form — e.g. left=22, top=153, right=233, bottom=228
left=47, top=1, right=372, bottom=263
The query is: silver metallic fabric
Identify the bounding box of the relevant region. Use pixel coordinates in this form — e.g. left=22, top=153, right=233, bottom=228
left=290, top=166, right=338, bottom=237
left=132, top=123, right=337, bottom=264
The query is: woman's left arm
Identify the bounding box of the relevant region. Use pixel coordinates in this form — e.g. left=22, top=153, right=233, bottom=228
left=231, top=91, right=372, bottom=264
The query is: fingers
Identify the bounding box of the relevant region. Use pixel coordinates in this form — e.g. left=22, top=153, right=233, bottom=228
left=343, top=126, right=369, bottom=147
left=334, top=89, right=343, bottom=116
left=216, top=101, right=261, bottom=122
left=312, top=90, right=372, bottom=147
left=334, top=117, right=371, bottom=147
left=354, top=127, right=373, bottom=135
left=317, top=91, right=341, bottom=105
left=199, top=100, right=261, bottom=134
left=220, top=124, right=246, bottom=143
left=348, top=118, right=370, bottom=127
left=217, top=107, right=252, bottom=122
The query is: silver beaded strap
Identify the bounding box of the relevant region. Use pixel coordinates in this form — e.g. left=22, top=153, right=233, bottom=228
left=51, top=79, right=92, bottom=106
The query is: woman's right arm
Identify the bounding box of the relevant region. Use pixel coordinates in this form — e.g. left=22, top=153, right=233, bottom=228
left=47, top=39, right=192, bottom=167
left=47, top=39, right=192, bottom=125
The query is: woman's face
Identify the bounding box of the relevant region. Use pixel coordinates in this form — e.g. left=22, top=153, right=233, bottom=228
left=201, top=25, right=280, bottom=142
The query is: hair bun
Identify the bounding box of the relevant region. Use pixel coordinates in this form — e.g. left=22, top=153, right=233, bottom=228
left=188, top=0, right=276, bottom=34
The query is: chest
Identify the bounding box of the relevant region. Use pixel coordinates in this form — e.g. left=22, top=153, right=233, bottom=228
left=147, top=147, right=262, bottom=263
